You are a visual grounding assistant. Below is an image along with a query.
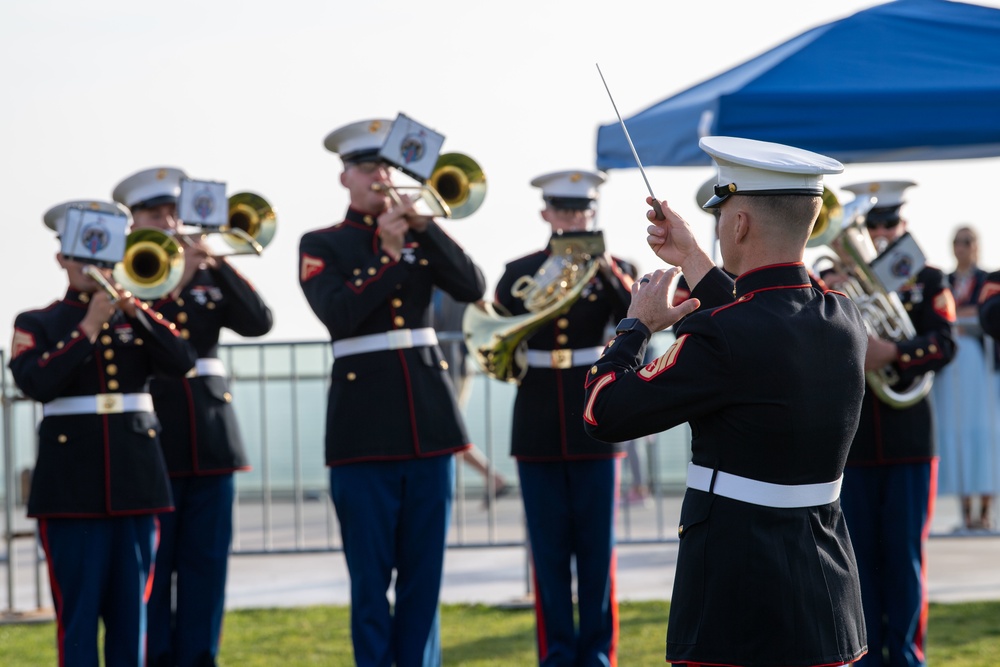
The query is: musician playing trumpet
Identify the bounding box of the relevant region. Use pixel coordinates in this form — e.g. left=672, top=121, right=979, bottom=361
left=298, top=117, right=484, bottom=667
left=8, top=200, right=196, bottom=666
left=112, top=166, right=273, bottom=667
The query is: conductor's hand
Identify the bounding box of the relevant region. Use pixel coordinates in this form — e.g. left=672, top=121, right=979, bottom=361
left=646, top=197, right=716, bottom=289
left=627, top=268, right=701, bottom=333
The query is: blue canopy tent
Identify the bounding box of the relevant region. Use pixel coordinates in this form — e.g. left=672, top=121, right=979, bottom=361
left=596, top=0, right=1000, bottom=168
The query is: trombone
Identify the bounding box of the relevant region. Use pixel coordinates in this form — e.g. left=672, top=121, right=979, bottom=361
left=179, top=192, right=277, bottom=256
left=112, top=229, right=185, bottom=299
left=371, top=152, right=486, bottom=220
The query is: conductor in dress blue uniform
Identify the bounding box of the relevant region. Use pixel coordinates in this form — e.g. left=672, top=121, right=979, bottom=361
left=837, top=181, right=956, bottom=667
left=494, top=170, right=633, bottom=667
left=112, top=167, right=274, bottom=667
left=583, top=137, right=868, bottom=667
left=9, top=200, right=196, bottom=667
left=298, top=117, right=485, bottom=667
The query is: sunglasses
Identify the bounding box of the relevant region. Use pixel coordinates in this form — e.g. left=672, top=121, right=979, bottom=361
left=350, top=161, right=391, bottom=175
left=865, top=219, right=901, bottom=230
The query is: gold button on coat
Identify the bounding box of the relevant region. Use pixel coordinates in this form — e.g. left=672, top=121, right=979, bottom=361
left=104, top=350, right=114, bottom=360
left=101, top=335, right=112, bottom=345
left=394, top=316, right=405, bottom=326
left=392, top=298, right=403, bottom=308
left=105, top=364, right=118, bottom=376
left=58, top=434, right=68, bottom=444
left=107, top=379, right=120, bottom=390
left=176, top=312, right=188, bottom=324
left=346, top=372, right=357, bottom=381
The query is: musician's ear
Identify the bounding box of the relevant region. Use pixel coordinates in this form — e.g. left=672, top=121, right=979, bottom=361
left=732, top=211, right=750, bottom=244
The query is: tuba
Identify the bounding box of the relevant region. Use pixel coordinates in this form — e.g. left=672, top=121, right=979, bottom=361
left=463, top=231, right=604, bottom=383
left=809, top=188, right=933, bottom=408
left=112, top=228, right=185, bottom=299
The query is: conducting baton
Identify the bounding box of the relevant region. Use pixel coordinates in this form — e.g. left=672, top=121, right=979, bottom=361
left=595, top=63, right=664, bottom=220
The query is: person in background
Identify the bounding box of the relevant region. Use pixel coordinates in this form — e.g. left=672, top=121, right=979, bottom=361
left=583, top=136, right=866, bottom=667
left=839, top=180, right=956, bottom=667
left=495, top=169, right=633, bottom=666
left=298, top=117, right=485, bottom=666
left=9, top=200, right=196, bottom=666
left=430, top=287, right=510, bottom=506
left=112, top=166, right=274, bottom=667
left=932, top=225, right=993, bottom=531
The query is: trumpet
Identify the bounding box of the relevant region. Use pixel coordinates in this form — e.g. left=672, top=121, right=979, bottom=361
left=371, top=152, right=487, bottom=220
left=112, top=228, right=185, bottom=300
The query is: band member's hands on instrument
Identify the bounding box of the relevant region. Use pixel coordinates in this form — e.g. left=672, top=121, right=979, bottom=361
left=490, top=169, right=633, bottom=666
left=112, top=166, right=273, bottom=667
left=9, top=199, right=196, bottom=667
left=299, top=117, right=485, bottom=667
left=645, top=196, right=715, bottom=289
left=864, top=334, right=899, bottom=371
left=629, top=268, right=701, bottom=332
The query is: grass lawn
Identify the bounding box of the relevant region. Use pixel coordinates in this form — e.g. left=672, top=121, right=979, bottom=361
left=1, top=600, right=999, bottom=665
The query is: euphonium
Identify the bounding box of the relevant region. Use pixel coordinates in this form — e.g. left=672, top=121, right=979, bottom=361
left=808, top=188, right=933, bottom=408
left=112, top=228, right=185, bottom=300
left=463, top=231, right=604, bottom=383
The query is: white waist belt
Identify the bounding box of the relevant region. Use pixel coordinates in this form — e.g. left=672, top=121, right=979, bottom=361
left=525, top=346, right=604, bottom=369
left=686, top=463, right=842, bottom=508
left=43, top=393, right=154, bottom=417
left=333, top=328, right=438, bottom=358
left=186, top=358, right=227, bottom=378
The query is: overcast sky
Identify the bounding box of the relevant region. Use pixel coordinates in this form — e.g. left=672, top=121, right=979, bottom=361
left=3, top=0, right=999, bottom=348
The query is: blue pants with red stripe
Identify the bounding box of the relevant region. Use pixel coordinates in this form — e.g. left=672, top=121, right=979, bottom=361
left=38, top=516, right=156, bottom=667
left=841, top=461, right=936, bottom=667
left=330, top=456, right=454, bottom=667
left=518, top=459, right=619, bottom=667
left=148, top=474, right=235, bottom=667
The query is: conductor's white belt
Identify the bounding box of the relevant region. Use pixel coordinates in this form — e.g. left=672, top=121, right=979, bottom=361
left=332, top=328, right=438, bottom=358
left=686, top=463, right=842, bottom=508
left=43, top=393, right=154, bottom=417
left=185, top=358, right=227, bottom=378
left=525, top=346, right=604, bottom=370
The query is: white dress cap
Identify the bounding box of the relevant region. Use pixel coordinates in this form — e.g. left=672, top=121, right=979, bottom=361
left=699, top=136, right=844, bottom=208
left=112, top=167, right=187, bottom=210
left=695, top=175, right=717, bottom=210
left=323, top=118, right=394, bottom=162
left=43, top=200, right=131, bottom=236
left=531, top=170, right=607, bottom=209
left=841, top=180, right=916, bottom=210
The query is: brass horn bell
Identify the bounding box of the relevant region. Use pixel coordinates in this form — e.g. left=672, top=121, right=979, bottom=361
left=112, top=228, right=185, bottom=300
left=223, top=192, right=277, bottom=255
left=428, top=153, right=486, bottom=219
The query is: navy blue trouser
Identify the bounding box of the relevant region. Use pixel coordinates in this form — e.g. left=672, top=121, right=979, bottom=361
left=518, top=459, right=619, bottom=667
left=38, top=516, right=156, bottom=667
left=149, top=474, right=235, bottom=667
left=330, top=456, right=454, bottom=667
left=841, top=461, right=936, bottom=667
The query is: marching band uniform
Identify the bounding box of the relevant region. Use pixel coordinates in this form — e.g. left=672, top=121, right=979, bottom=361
left=583, top=138, right=867, bottom=667
left=495, top=170, right=632, bottom=666
left=838, top=181, right=956, bottom=667
left=298, top=118, right=484, bottom=666
left=113, top=167, right=273, bottom=667
left=9, top=200, right=196, bottom=667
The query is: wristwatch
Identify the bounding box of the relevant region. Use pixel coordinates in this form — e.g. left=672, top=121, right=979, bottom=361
left=615, top=317, right=652, bottom=339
